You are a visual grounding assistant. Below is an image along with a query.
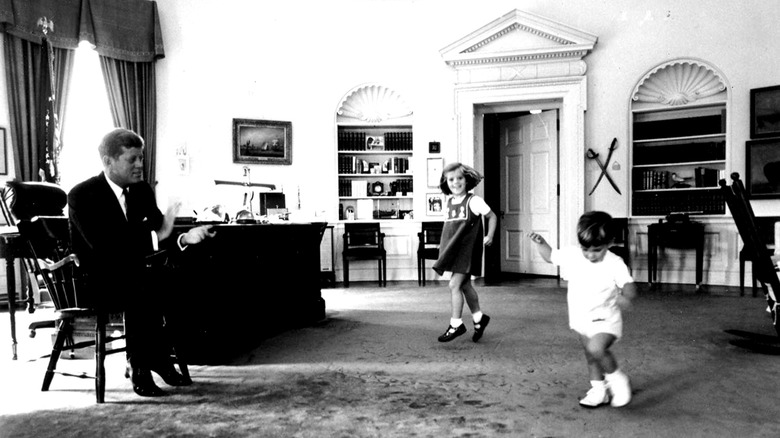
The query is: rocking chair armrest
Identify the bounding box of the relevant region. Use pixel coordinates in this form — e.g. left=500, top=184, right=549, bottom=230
left=37, top=253, right=80, bottom=271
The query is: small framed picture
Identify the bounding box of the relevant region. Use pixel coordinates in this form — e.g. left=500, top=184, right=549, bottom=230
left=427, top=157, right=443, bottom=188
left=176, top=156, right=190, bottom=175
left=426, top=193, right=444, bottom=216
left=428, top=141, right=440, bottom=153
left=366, top=135, right=385, bottom=151
left=750, top=85, right=780, bottom=139
left=233, top=118, right=292, bottom=165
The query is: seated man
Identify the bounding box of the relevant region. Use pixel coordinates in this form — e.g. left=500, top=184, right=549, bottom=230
left=69, top=128, right=215, bottom=397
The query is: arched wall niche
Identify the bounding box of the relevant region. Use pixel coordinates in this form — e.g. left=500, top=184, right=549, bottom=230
left=336, top=83, right=413, bottom=125
left=631, top=58, right=728, bottom=108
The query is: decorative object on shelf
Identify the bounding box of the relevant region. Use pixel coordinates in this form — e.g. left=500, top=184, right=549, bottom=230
left=427, top=157, right=444, bottom=188
left=344, top=205, right=355, bottom=220
left=750, top=85, right=780, bottom=139
left=746, top=138, right=780, bottom=199
left=586, top=139, right=621, bottom=195
left=232, top=118, right=292, bottom=165
left=429, top=141, right=441, bottom=153
left=0, top=127, right=6, bottom=175
left=371, top=181, right=385, bottom=196
left=366, top=136, right=385, bottom=151
left=426, top=193, right=444, bottom=216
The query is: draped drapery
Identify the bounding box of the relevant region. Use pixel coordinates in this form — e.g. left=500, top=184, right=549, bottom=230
left=2, top=35, right=73, bottom=181
left=0, top=0, right=164, bottom=184
left=100, top=57, right=157, bottom=187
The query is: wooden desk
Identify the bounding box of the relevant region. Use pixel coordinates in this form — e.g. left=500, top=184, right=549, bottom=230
left=647, top=220, right=705, bottom=290
left=166, top=222, right=327, bottom=364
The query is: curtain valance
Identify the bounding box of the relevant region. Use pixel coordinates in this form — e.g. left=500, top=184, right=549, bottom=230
left=0, top=0, right=163, bottom=62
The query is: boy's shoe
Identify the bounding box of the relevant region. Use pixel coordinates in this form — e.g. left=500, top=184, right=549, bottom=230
left=578, top=385, right=609, bottom=408
left=605, top=370, right=632, bottom=407
left=472, top=314, right=491, bottom=342
left=438, top=324, right=466, bottom=342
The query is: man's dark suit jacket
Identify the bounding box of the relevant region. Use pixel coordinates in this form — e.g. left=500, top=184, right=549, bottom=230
left=68, top=172, right=165, bottom=310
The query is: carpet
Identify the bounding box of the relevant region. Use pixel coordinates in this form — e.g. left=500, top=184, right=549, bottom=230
left=1, top=280, right=779, bottom=437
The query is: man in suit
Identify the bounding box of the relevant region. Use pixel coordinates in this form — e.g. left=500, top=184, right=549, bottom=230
left=69, top=128, right=215, bottom=397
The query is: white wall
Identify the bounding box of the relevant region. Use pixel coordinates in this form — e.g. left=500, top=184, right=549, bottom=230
left=2, top=0, right=780, bottom=219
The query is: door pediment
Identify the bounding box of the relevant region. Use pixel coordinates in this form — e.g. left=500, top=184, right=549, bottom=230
left=440, top=9, right=597, bottom=68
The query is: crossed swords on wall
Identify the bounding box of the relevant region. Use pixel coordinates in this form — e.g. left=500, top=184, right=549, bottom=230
left=587, top=137, right=621, bottom=195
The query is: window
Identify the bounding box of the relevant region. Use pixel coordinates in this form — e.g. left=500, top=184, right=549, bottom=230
left=58, top=42, right=113, bottom=193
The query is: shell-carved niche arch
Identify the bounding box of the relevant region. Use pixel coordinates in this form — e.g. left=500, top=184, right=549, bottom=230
left=631, top=59, right=727, bottom=106
left=337, top=84, right=413, bottom=123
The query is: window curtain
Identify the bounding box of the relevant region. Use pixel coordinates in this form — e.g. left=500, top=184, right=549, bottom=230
left=100, top=58, right=157, bottom=187
left=0, top=0, right=164, bottom=185
left=2, top=34, right=72, bottom=181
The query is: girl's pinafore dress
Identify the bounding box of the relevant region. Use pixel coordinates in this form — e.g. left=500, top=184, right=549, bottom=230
left=432, top=193, right=484, bottom=277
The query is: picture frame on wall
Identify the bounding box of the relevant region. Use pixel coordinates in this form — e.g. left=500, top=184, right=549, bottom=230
left=233, top=118, right=292, bottom=165
left=0, top=127, right=6, bottom=175
left=746, top=138, right=780, bottom=199
left=750, top=85, right=780, bottom=139
left=426, top=193, right=444, bottom=216
left=427, top=157, right=443, bottom=188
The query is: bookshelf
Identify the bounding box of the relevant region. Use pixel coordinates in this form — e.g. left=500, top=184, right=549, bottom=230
left=337, top=125, right=413, bottom=220
left=631, top=104, right=727, bottom=216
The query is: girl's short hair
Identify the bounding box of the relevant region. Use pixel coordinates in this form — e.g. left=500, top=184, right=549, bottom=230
left=439, top=162, right=483, bottom=195
left=577, top=211, right=615, bottom=247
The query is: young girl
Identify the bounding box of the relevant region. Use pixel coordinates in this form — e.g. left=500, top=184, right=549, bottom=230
left=433, top=163, right=497, bottom=343
left=528, top=211, right=636, bottom=408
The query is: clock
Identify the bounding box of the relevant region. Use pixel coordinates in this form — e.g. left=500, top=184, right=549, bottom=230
left=371, top=181, right=384, bottom=195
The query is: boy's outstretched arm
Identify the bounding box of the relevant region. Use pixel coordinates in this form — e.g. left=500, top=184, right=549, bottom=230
left=528, top=232, right=552, bottom=263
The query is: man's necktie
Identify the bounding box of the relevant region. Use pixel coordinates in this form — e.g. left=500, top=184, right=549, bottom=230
left=122, top=188, right=132, bottom=221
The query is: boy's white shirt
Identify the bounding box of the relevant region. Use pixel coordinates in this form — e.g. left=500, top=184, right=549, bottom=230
left=550, top=247, right=633, bottom=328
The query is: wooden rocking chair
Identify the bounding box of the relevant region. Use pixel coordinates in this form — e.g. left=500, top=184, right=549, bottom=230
left=719, top=173, right=780, bottom=341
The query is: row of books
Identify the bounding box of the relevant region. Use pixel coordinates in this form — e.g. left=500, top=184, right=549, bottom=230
left=338, top=131, right=413, bottom=151
left=338, top=156, right=411, bottom=174
left=636, top=168, right=724, bottom=190
left=633, top=141, right=725, bottom=166
left=632, top=189, right=725, bottom=216
left=338, top=178, right=413, bottom=197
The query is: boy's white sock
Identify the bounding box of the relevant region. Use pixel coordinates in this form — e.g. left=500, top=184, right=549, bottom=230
left=472, top=311, right=484, bottom=323
left=450, top=318, right=463, bottom=327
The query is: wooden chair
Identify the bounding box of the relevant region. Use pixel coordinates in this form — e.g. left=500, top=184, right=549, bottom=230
left=1, top=181, right=67, bottom=333
left=417, top=221, right=443, bottom=286
left=18, top=216, right=127, bottom=403
left=739, top=217, right=778, bottom=297
left=609, top=217, right=630, bottom=271
left=342, top=222, right=386, bottom=287
left=719, top=173, right=780, bottom=338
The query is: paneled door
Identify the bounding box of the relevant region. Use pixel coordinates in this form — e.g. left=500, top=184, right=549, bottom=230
left=499, top=110, right=558, bottom=275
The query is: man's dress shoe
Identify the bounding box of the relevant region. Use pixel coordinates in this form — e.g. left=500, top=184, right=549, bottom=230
left=150, top=364, right=192, bottom=387
left=131, top=368, right=168, bottom=397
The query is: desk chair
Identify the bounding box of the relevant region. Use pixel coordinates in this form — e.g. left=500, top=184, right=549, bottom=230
left=342, top=222, right=386, bottom=287
left=719, top=173, right=780, bottom=338
left=609, top=217, right=630, bottom=271
left=1, top=181, right=67, bottom=334
left=739, top=217, right=778, bottom=297
left=417, top=221, right=443, bottom=286
left=19, top=216, right=127, bottom=403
